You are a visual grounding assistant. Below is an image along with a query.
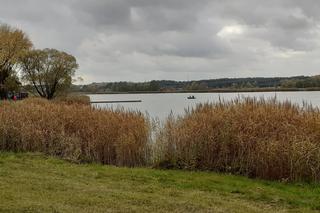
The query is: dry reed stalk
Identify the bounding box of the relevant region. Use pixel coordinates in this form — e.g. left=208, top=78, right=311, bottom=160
left=155, top=97, right=320, bottom=182
left=0, top=98, right=150, bottom=167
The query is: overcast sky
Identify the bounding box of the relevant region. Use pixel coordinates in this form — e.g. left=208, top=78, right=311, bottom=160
left=1, top=0, right=320, bottom=83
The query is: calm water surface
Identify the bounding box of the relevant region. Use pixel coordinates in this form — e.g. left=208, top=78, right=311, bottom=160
left=89, top=91, right=320, bottom=119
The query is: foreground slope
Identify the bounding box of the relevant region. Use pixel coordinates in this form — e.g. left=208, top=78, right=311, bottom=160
left=0, top=153, right=319, bottom=213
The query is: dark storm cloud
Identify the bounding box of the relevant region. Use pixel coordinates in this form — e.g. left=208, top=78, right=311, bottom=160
left=71, top=0, right=211, bottom=31
left=73, top=0, right=132, bottom=27
left=0, top=0, right=320, bottom=82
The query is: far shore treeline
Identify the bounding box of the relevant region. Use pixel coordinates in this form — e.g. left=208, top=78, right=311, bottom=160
left=74, top=75, right=320, bottom=93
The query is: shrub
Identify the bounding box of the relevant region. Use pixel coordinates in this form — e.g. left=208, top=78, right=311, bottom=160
left=155, top=98, right=320, bottom=182
left=0, top=98, right=150, bottom=166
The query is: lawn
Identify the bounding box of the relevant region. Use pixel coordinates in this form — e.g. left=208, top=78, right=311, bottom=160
left=0, top=152, right=319, bottom=213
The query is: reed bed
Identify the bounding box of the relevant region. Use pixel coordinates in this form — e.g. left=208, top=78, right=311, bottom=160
left=53, top=95, right=91, bottom=105
left=155, top=97, right=320, bottom=182
left=0, top=98, right=150, bottom=166
left=1, top=97, right=320, bottom=182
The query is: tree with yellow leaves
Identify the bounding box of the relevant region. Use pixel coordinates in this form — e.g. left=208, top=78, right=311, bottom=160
left=0, top=24, right=32, bottom=99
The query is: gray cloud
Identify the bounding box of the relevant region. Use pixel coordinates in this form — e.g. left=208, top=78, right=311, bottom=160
left=0, top=0, right=320, bottom=82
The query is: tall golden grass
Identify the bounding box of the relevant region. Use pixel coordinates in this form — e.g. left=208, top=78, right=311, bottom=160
left=53, top=95, right=91, bottom=105
left=0, top=98, right=150, bottom=166
left=155, top=98, right=320, bottom=182
left=1, top=97, right=320, bottom=182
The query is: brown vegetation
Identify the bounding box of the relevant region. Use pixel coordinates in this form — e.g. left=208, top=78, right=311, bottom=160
left=0, top=98, right=150, bottom=166
left=53, top=95, right=91, bottom=105
left=1, top=97, right=320, bottom=182
left=155, top=98, right=320, bottom=182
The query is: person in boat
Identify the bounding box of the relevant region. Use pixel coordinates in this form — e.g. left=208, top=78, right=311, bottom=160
left=187, top=95, right=196, bottom=99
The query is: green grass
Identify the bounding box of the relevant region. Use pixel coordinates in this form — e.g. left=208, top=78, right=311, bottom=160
left=0, top=153, right=319, bottom=212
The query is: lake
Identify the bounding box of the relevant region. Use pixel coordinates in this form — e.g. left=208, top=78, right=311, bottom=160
left=89, top=91, right=320, bottom=119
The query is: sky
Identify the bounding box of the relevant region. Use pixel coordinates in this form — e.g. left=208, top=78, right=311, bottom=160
left=1, top=0, right=320, bottom=83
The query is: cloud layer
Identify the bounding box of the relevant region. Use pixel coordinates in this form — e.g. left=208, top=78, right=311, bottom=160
left=1, top=0, right=320, bottom=82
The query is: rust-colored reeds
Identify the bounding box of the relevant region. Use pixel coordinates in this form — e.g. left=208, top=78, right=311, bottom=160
left=0, top=98, right=150, bottom=167
left=155, top=97, right=320, bottom=182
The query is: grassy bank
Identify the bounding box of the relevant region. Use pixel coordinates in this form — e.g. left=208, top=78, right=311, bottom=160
left=0, top=152, right=319, bottom=212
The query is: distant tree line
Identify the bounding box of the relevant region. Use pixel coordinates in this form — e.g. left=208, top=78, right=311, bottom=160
left=73, top=76, right=320, bottom=93
left=75, top=81, right=160, bottom=93
left=280, top=76, right=320, bottom=88
left=105, top=81, right=160, bottom=92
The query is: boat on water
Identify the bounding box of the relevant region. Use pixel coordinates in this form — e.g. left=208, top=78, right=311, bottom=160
left=187, top=95, right=196, bottom=100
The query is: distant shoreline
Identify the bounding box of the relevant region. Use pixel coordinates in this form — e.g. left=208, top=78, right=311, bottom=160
left=82, top=87, right=320, bottom=95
